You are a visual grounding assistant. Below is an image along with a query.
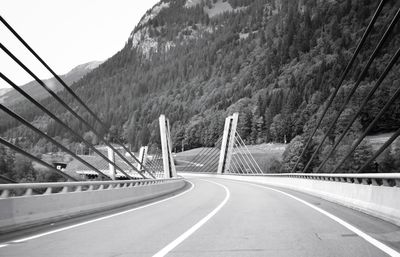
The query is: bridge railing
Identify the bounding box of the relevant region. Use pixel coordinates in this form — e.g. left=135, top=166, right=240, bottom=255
left=181, top=171, right=400, bottom=226
left=0, top=178, right=182, bottom=198
left=0, top=177, right=186, bottom=232
left=222, top=173, right=400, bottom=187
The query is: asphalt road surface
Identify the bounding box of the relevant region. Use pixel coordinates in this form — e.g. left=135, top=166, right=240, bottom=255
left=0, top=176, right=399, bottom=256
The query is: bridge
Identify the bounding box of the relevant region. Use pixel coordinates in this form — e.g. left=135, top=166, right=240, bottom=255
left=1, top=3, right=400, bottom=256
left=0, top=112, right=399, bottom=256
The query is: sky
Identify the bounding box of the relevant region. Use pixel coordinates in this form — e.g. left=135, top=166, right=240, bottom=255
left=0, top=0, right=160, bottom=89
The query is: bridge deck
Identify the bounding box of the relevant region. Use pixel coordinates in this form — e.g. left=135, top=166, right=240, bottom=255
left=0, top=176, right=399, bottom=256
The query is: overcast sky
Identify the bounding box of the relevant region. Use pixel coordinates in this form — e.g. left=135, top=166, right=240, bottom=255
left=0, top=0, right=160, bottom=89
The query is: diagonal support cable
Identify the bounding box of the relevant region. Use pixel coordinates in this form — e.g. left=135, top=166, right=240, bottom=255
left=357, top=129, right=400, bottom=173
left=191, top=140, right=222, bottom=173
left=0, top=16, right=155, bottom=178
left=195, top=142, right=224, bottom=173
left=181, top=137, right=222, bottom=172
left=194, top=147, right=221, bottom=173
left=0, top=73, right=135, bottom=180
left=0, top=105, right=110, bottom=179
left=232, top=146, right=252, bottom=174
left=229, top=153, right=242, bottom=174
left=234, top=140, right=257, bottom=174
left=0, top=137, right=78, bottom=181
left=316, top=46, right=400, bottom=173
left=0, top=15, right=106, bottom=128
left=301, top=8, right=400, bottom=173
left=290, top=0, right=386, bottom=173
left=0, top=43, right=152, bottom=179
left=181, top=147, right=211, bottom=172
left=233, top=141, right=254, bottom=174
left=205, top=149, right=225, bottom=173
left=0, top=174, right=18, bottom=184
left=232, top=148, right=247, bottom=174
left=235, top=132, right=263, bottom=174
left=330, top=80, right=400, bottom=173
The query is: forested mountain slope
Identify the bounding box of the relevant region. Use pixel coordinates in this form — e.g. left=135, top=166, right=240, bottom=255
left=1, top=0, right=400, bottom=174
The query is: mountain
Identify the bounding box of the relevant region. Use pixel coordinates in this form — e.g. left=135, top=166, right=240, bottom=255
left=1, top=0, right=400, bottom=174
left=0, top=60, right=103, bottom=106
left=0, top=88, right=12, bottom=98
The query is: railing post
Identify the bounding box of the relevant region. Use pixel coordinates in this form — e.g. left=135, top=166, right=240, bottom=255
left=107, top=146, right=116, bottom=180
left=217, top=112, right=239, bottom=174
left=159, top=115, right=177, bottom=178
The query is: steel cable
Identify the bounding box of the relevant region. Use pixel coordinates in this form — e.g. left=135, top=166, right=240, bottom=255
left=0, top=73, right=135, bottom=180
left=0, top=104, right=110, bottom=179
left=0, top=15, right=155, bottom=178
left=0, top=43, right=151, bottom=179
left=316, top=46, right=400, bottom=173
left=0, top=137, right=77, bottom=181
left=290, top=0, right=386, bottom=173
left=301, top=8, right=400, bottom=173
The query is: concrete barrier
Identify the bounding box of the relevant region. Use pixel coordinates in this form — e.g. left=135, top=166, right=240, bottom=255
left=181, top=172, right=400, bottom=226
left=0, top=179, right=186, bottom=233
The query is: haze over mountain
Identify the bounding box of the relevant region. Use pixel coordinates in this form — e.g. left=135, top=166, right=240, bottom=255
left=0, top=61, right=103, bottom=106
left=0, top=88, right=12, bottom=98
left=1, top=0, right=400, bottom=174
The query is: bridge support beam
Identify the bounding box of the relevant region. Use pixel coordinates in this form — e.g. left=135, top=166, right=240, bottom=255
left=107, top=146, right=116, bottom=180
left=159, top=115, right=177, bottom=178
left=137, top=146, right=148, bottom=172
left=217, top=112, right=239, bottom=174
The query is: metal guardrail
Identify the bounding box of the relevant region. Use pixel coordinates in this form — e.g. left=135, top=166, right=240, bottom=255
left=0, top=178, right=183, bottom=198
left=222, top=172, right=400, bottom=187
left=181, top=171, right=400, bottom=187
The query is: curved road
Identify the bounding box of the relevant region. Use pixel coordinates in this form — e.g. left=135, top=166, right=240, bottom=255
left=0, top=176, right=399, bottom=256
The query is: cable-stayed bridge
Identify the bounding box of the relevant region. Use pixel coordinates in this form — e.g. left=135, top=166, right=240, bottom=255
left=1, top=1, right=400, bottom=256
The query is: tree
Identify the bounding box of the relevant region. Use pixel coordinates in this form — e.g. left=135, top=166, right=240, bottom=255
left=0, top=146, right=14, bottom=180
left=349, top=141, right=374, bottom=173
left=83, top=131, right=99, bottom=145
left=270, top=114, right=284, bottom=142
left=380, top=148, right=395, bottom=173
left=282, top=135, right=304, bottom=172
left=12, top=154, right=36, bottom=182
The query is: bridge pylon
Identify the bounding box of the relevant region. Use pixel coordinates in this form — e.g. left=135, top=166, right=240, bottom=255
left=107, top=146, right=116, bottom=180
left=159, top=115, right=177, bottom=178
left=137, top=146, right=148, bottom=171
left=217, top=112, right=239, bottom=174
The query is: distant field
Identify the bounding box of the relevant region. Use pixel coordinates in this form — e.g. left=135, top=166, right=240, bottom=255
left=174, top=133, right=399, bottom=173
left=174, top=147, right=220, bottom=172
left=175, top=143, right=286, bottom=173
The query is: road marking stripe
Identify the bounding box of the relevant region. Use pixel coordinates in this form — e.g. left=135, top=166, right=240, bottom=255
left=1, top=181, right=194, bottom=247
left=239, top=181, right=400, bottom=257
left=152, top=179, right=230, bottom=257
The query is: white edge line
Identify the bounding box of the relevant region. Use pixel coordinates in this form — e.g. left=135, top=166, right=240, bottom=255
left=152, top=179, right=230, bottom=257
left=237, top=181, right=400, bottom=257
left=1, top=180, right=195, bottom=246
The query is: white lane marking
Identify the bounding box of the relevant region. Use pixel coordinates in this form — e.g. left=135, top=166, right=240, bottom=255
left=152, top=179, right=230, bottom=257
left=238, top=181, right=400, bottom=257
left=0, top=181, right=195, bottom=247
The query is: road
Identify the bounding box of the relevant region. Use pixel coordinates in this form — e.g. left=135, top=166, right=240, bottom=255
left=0, top=176, right=399, bottom=256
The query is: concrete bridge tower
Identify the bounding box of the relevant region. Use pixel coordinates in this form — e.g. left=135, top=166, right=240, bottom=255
left=159, top=115, right=177, bottom=178
left=217, top=112, right=239, bottom=174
